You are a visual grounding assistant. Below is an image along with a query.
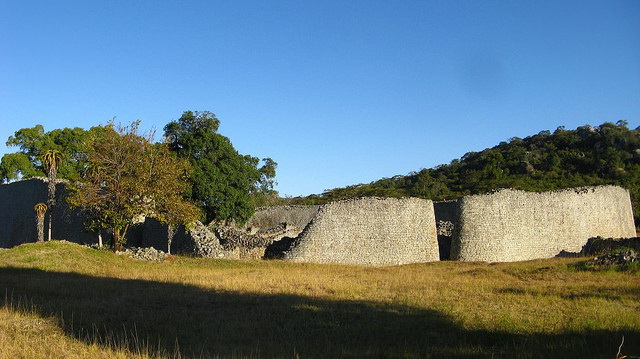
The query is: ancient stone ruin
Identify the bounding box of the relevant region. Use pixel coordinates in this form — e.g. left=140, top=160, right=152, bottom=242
left=0, top=178, right=636, bottom=265
left=0, top=178, right=95, bottom=247
left=275, top=197, right=439, bottom=266
left=244, top=205, right=321, bottom=237
left=449, top=186, right=637, bottom=262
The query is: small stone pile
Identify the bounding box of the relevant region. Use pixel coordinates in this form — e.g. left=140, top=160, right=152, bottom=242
left=437, top=220, right=454, bottom=237
left=119, top=247, right=169, bottom=262
left=588, top=249, right=638, bottom=267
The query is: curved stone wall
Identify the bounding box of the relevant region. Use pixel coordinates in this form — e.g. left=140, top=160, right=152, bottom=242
left=283, top=197, right=439, bottom=266
left=450, top=186, right=637, bottom=262
left=0, top=178, right=95, bottom=247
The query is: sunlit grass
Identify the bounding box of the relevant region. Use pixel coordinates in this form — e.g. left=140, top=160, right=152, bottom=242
left=0, top=241, right=638, bottom=358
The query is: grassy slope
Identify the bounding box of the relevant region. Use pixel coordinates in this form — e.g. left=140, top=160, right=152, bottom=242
left=0, top=241, right=638, bottom=359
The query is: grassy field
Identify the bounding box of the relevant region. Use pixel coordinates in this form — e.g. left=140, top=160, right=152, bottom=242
left=0, top=241, right=638, bottom=358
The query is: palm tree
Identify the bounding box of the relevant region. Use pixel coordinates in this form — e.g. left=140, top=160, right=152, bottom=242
left=41, top=149, right=64, bottom=241
left=34, top=203, right=48, bottom=242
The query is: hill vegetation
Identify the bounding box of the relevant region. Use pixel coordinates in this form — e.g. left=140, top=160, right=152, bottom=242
left=0, top=241, right=638, bottom=358
left=284, top=121, right=640, bottom=226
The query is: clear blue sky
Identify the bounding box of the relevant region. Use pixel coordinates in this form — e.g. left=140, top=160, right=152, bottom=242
left=1, top=1, right=638, bottom=197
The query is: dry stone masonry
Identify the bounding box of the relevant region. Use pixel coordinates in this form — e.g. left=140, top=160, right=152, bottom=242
left=449, top=186, right=637, bottom=262
left=0, top=179, right=636, bottom=265
left=0, top=178, right=95, bottom=247
left=281, top=197, right=439, bottom=266
left=243, top=205, right=321, bottom=239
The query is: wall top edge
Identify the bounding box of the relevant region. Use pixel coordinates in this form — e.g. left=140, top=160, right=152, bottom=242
left=459, top=185, right=629, bottom=201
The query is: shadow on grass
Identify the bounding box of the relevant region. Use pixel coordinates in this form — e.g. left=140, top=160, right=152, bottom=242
left=0, top=267, right=638, bottom=358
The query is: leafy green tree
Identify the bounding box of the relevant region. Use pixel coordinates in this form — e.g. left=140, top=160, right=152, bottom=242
left=146, top=143, right=201, bottom=254
left=68, top=122, right=199, bottom=251
left=1, top=125, right=92, bottom=182
left=0, top=152, right=39, bottom=181
left=164, top=111, right=277, bottom=225
left=250, top=157, right=280, bottom=207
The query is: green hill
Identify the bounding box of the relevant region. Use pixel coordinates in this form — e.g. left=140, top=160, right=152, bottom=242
left=286, top=121, right=640, bottom=227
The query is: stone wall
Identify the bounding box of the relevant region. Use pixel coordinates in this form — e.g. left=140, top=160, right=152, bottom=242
left=244, top=205, right=320, bottom=236
left=451, top=186, right=637, bottom=262
left=139, top=218, right=179, bottom=253
left=0, top=178, right=95, bottom=248
left=282, top=197, right=439, bottom=266
left=1, top=179, right=636, bottom=266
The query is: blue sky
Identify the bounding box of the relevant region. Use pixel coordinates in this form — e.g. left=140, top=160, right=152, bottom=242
left=1, top=1, right=638, bottom=196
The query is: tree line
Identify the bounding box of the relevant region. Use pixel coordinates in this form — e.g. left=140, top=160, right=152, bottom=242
left=283, top=121, right=640, bottom=228
left=0, top=111, right=277, bottom=251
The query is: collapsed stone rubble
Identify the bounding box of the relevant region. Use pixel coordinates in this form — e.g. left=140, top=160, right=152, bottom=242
left=117, top=247, right=169, bottom=262
left=587, top=250, right=638, bottom=266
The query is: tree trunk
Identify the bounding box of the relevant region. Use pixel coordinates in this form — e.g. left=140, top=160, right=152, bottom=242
left=36, top=216, right=45, bottom=242
left=47, top=172, right=56, bottom=241
left=112, top=225, right=129, bottom=252
left=167, top=224, right=176, bottom=255
left=47, top=214, right=52, bottom=241
left=113, top=228, right=123, bottom=252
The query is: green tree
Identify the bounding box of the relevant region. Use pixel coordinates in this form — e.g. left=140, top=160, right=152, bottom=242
left=1, top=125, right=92, bottom=183
left=250, top=157, right=280, bottom=207
left=164, top=111, right=276, bottom=225
left=0, top=152, right=39, bottom=181
left=146, top=143, right=201, bottom=254
left=68, top=122, right=199, bottom=251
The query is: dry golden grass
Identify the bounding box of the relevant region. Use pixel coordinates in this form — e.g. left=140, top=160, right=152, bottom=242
left=0, top=241, right=638, bottom=358
left=0, top=306, right=152, bottom=359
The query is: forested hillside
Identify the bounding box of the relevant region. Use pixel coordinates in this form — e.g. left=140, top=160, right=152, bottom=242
left=285, top=121, right=640, bottom=226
